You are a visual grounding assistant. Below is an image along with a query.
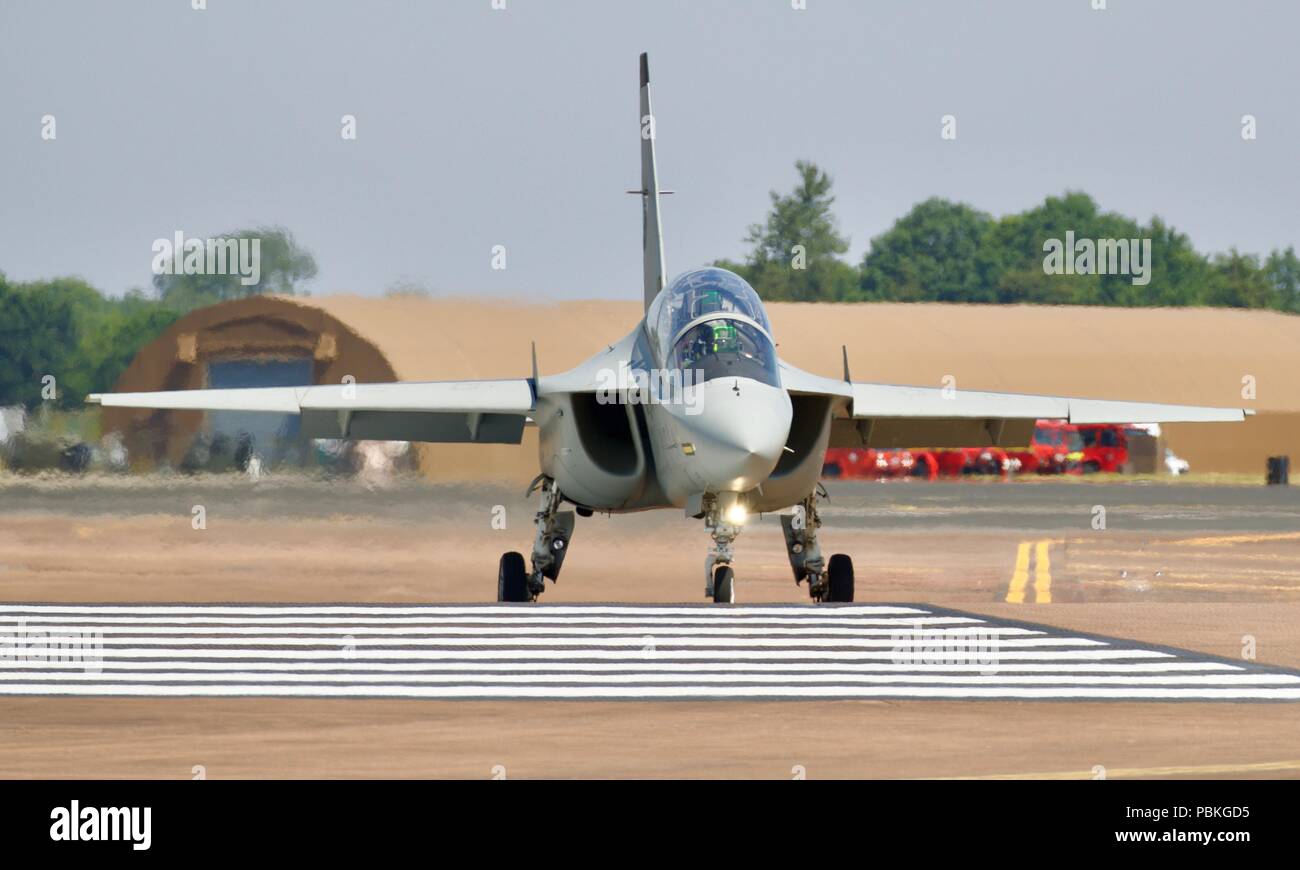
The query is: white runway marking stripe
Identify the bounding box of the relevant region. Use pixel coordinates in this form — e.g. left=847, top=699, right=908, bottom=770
left=0, top=610, right=979, bottom=628
left=5, top=672, right=1297, bottom=686
left=2, top=684, right=1299, bottom=700
left=0, top=619, right=1000, bottom=633
left=0, top=660, right=1247, bottom=673
left=0, top=635, right=1104, bottom=648
left=0, top=647, right=1173, bottom=661
left=0, top=604, right=930, bottom=617
left=1, top=603, right=1296, bottom=701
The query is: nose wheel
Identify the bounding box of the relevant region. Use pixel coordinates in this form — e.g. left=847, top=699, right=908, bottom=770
left=711, top=565, right=735, bottom=603
left=703, top=496, right=742, bottom=604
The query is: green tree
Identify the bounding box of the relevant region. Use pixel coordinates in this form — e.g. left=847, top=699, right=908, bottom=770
left=1265, top=247, right=1300, bottom=312
left=994, top=266, right=1094, bottom=305
left=1139, top=218, right=1215, bottom=307
left=987, top=192, right=1144, bottom=305
left=78, top=290, right=182, bottom=400
left=860, top=198, right=1002, bottom=302
left=152, top=225, right=317, bottom=309
left=0, top=274, right=181, bottom=409
left=0, top=275, right=96, bottom=408
left=1205, top=249, right=1278, bottom=309
left=860, top=191, right=1244, bottom=309
left=721, top=161, right=854, bottom=301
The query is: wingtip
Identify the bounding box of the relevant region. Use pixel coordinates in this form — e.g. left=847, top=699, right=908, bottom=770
left=639, top=52, right=649, bottom=86
left=86, top=394, right=103, bottom=405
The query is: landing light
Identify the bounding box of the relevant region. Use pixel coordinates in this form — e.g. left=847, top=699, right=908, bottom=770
left=725, top=504, right=749, bottom=525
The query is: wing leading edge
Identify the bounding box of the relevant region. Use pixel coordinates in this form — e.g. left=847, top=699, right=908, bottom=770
left=848, top=382, right=1247, bottom=424
left=837, top=382, right=1248, bottom=449
left=88, top=380, right=536, bottom=445
left=778, top=362, right=1249, bottom=449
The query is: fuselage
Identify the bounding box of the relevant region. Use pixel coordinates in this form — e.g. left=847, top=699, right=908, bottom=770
left=646, top=375, right=791, bottom=503
left=537, top=267, right=813, bottom=515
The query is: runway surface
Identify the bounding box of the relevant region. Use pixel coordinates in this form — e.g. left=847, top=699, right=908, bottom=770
left=3, top=602, right=1298, bottom=701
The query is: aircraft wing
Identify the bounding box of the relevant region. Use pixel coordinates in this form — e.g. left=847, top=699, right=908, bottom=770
left=778, top=364, right=1249, bottom=449
left=88, top=380, right=536, bottom=444
left=832, top=382, right=1248, bottom=448
left=835, top=382, right=1248, bottom=448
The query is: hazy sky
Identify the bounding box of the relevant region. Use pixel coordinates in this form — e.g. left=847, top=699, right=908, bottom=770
left=2, top=0, right=1297, bottom=300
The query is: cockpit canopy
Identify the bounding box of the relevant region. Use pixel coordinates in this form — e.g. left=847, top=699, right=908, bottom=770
left=647, top=267, right=779, bottom=387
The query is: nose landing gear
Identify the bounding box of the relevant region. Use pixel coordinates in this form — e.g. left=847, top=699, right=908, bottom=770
left=781, top=484, right=854, bottom=603
left=703, top=497, right=742, bottom=604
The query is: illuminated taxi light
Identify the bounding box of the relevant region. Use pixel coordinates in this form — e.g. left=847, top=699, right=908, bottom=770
left=725, top=504, right=749, bottom=525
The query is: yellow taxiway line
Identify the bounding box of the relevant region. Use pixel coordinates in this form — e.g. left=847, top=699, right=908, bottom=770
left=1172, top=531, right=1300, bottom=547
left=931, top=759, right=1300, bottom=780
left=1034, top=540, right=1052, bottom=603
left=1005, top=542, right=1032, bottom=603
left=1006, top=540, right=1053, bottom=603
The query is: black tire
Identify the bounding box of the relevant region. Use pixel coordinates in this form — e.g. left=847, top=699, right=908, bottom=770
left=826, top=554, right=854, bottom=603
left=712, top=565, right=735, bottom=604
left=497, top=551, right=530, bottom=602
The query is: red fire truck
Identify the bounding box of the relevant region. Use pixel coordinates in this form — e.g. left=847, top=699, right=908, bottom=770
left=1005, top=421, right=1084, bottom=475
left=821, top=447, right=937, bottom=481
left=1076, top=423, right=1129, bottom=473
left=823, top=421, right=1130, bottom=480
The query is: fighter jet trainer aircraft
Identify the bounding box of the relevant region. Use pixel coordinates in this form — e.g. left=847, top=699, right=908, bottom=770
left=91, top=54, right=1249, bottom=604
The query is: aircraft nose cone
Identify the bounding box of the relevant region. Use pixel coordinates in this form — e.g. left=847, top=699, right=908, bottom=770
left=689, top=379, right=792, bottom=491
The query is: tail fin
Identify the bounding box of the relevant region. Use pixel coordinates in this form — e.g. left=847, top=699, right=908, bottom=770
left=638, top=52, right=665, bottom=310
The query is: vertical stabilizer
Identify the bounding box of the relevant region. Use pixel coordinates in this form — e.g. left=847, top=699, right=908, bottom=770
left=638, top=52, right=665, bottom=310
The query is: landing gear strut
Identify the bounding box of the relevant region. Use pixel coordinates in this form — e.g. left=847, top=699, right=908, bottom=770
left=781, top=484, right=854, bottom=603
left=703, top=496, right=741, bottom=604
left=498, top=475, right=574, bottom=602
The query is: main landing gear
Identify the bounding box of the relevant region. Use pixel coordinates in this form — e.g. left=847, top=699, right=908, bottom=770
left=780, top=484, right=854, bottom=603
left=498, top=475, right=575, bottom=603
